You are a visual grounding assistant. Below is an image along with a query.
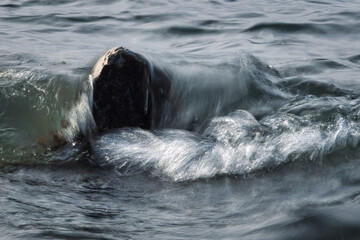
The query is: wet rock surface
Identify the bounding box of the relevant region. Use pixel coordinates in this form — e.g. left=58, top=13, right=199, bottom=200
left=92, top=47, right=153, bottom=131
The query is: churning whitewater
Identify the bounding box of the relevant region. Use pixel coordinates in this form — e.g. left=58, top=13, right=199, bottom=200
left=92, top=53, right=360, bottom=181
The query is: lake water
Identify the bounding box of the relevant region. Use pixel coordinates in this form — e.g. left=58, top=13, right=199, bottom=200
left=1, top=0, right=360, bottom=239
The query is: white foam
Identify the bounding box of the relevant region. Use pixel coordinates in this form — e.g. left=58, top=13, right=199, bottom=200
left=93, top=109, right=360, bottom=181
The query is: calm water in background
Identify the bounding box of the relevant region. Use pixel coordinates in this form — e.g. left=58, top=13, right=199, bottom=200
left=1, top=0, right=360, bottom=239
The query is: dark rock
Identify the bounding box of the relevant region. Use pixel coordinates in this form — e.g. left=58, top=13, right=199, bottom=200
left=91, top=47, right=171, bottom=131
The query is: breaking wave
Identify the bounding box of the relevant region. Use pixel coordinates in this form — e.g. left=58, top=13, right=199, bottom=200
left=91, top=52, right=360, bottom=181
left=1, top=51, right=359, bottom=180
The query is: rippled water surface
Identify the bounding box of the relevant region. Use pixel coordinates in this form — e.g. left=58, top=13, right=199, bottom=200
left=1, top=0, right=360, bottom=239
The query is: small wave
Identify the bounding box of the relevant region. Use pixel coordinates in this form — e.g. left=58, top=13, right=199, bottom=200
left=348, top=54, right=360, bottom=64
left=61, top=15, right=116, bottom=23
left=133, top=13, right=177, bottom=22
left=306, top=0, right=331, bottom=5
left=22, top=0, right=75, bottom=7
left=312, top=58, right=348, bottom=69
left=277, top=58, right=352, bottom=79
left=235, top=13, right=265, bottom=18
left=245, top=22, right=326, bottom=34
left=277, top=77, right=354, bottom=97
left=245, top=22, right=360, bottom=35
left=198, top=19, right=221, bottom=26
left=1, top=13, right=127, bottom=30
left=1, top=13, right=60, bottom=24
left=0, top=4, right=20, bottom=8
left=339, top=10, right=360, bottom=20
left=267, top=204, right=360, bottom=240
left=164, top=26, right=221, bottom=36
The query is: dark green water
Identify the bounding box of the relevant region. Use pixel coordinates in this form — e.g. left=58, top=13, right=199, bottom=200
left=1, top=0, right=360, bottom=239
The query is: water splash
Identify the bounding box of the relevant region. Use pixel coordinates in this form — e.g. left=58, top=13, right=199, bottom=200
left=0, top=68, right=95, bottom=164
left=93, top=104, right=360, bottom=181
left=91, top=53, right=360, bottom=181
